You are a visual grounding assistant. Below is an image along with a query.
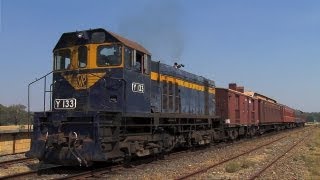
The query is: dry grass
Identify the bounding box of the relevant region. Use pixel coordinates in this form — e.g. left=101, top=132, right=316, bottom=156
left=300, top=127, right=320, bottom=178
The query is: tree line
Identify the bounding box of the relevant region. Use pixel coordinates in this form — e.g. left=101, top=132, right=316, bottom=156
left=305, top=112, right=320, bottom=122
left=0, top=104, right=30, bottom=125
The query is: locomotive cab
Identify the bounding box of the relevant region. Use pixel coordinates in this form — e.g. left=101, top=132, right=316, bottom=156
left=52, top=28, right=151, bottom=113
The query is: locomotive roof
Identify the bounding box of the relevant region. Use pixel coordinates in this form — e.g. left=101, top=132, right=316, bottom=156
left=107, top=30, right=151, bottom=55
left=54, top=28, right=151, bottom=55
left=157, top=62, right=215, bottom=87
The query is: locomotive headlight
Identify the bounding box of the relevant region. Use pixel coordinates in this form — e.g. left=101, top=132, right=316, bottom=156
left=77, top=32, right=84, bottom=38
left=76, top=31, right=89, bottom=40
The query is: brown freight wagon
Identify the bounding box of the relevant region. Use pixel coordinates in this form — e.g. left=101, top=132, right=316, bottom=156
left=216, top=83, right=258, bottom=126
left=281, top=105, right=295, bottom=123
left=254, top=93, right=282, bottom=124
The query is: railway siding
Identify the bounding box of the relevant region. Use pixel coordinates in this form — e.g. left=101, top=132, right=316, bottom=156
left=198, top=125, right=319, bottom=179
left=262, top=125, right=320, bottom=179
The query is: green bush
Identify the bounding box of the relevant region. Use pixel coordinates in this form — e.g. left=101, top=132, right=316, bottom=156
left=225, top=162, right=242, bottom=173
left=0, top=104, right=31, bottom=125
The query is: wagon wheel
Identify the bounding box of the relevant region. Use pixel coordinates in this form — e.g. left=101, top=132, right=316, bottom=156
left=247, top=126, right=256, bottom=138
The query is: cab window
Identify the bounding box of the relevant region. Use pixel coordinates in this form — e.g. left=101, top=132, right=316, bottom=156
left=124, top=46, right=133, bottom=69
left=144, top=55, right=150, bottom=74
left=134, top=52, right=143, bottom=72
left=54, top=49, right=71, bottom=70
left=133, top=51, right=150, bottom=74
left=97, top=45, right=122, bottom=66
left=78, top=46, right=87, bottom=68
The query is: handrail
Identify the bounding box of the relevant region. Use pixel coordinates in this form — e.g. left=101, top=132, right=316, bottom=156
left=27, top=71, right=53, bottom=134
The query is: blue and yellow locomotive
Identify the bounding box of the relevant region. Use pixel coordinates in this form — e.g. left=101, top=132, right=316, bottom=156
left=27, top=28, right=218, bottom=166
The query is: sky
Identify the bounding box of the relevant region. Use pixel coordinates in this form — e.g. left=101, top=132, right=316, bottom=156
left=0, top=0, right=319, bottom=112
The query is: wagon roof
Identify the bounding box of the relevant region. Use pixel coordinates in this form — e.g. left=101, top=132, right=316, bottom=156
left=216, top=87, right=257, bottom=98
left=253, top=92, right=277, bottom=103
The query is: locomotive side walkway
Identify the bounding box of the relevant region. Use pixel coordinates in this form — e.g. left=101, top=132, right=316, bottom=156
left=0, top=125, right=32, bottom=156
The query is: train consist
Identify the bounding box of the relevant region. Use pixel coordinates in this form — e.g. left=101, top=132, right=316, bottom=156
left=26, top=28, right=305, bottom=166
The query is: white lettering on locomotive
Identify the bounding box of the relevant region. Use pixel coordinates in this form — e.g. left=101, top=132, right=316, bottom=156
left=54, top=98, right=77, bottom=109
left=132, top=82, right=144, bottom=93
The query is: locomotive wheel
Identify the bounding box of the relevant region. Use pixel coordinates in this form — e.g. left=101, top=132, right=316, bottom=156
left=228, top=129, right=239, bottom=140
left=157, top=151, right=165, bottom=160
left=123, top=155, right=132, bottom=167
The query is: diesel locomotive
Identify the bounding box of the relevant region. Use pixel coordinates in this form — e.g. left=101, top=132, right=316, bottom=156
left=26, top=28, right=305, bottom=166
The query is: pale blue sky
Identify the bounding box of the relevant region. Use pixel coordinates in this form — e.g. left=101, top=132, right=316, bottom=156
left=0, top=0, right=319, bottom=112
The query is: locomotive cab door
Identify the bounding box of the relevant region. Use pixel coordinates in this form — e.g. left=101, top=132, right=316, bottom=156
left=124, top=47, right=151, bottom=113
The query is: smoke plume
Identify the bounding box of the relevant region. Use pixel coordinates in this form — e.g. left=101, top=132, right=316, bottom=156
left=117, top=0, right=184, bottom=63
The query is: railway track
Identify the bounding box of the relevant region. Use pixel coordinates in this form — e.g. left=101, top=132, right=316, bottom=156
left=248, top=129, right=314, bottom=180
left=175, top=126, right=314, bottom=180
left=0, top=157, right=34, bottom=168
left=0, top=127, right=311, bottom=179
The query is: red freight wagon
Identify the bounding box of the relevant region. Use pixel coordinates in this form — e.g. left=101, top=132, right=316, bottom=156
left=281, top=105, right=295, bottom=123
left=254, top=93, right=282, bottom=124
left=216, top=84, right=258, bottom=126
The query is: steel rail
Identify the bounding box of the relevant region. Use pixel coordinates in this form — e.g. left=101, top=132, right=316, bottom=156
left=0, top=157, right=34, bottom=167
left=0, top=169, right=39, bottom=180
left=55, top=164, right=123, bottom=180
